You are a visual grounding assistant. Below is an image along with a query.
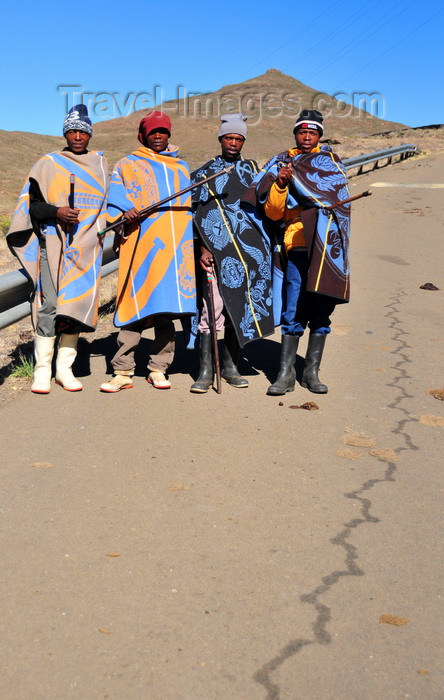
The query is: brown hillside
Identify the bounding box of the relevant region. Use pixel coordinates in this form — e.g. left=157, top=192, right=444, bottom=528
left=1, top=69, right=443, bottom=217
left=0, top=132, right=64, bottom=217
left=90, top=68, right=409, bottom=168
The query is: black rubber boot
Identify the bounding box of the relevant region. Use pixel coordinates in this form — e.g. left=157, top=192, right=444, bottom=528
left=301, top=333, right=328, bottom=393
left=221, top=326, right=248, bottom=388
left=190, top=333, right=214, bottom=393
left=267, top=335, right=300, bottom=396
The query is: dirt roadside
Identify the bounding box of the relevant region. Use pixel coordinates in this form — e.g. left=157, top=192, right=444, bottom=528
left=0, top=153, right=443, bottom=700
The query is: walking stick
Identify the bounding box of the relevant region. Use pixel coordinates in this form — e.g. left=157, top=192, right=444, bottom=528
left=97, top=165, right=234, bottom=237
left=68, top=173, right=75, bottom=244
left=322, top=189, right=372, bottom=211
left=206, top=263, right=222, bottom=394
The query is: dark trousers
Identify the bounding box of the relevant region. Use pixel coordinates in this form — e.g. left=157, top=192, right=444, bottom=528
left=281, top=249, right=336, bottom=336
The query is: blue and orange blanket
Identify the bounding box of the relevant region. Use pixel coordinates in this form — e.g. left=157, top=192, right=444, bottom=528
left=7, top=150, right=108, bottom=330
left=107, top=145, right=196, bottom=328
left=248, top=146, right=351, bottom=306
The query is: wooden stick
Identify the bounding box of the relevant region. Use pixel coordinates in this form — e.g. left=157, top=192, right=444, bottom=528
left=98, top=165, right=234, bottom=237
left=68, top=174, right=75, bottom=244
left=322, top=189, right=372, bottom=211
left=206, top=264, right=222, bottom=394
left=69, top=174, right=75, bottom=208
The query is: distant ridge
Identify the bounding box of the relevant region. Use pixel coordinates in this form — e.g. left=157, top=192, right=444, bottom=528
left=0, top=68, right=435, bottom=217
left=91, top=68, right=408, bottom=167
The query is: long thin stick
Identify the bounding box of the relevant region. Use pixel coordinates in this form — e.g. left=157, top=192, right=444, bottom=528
left=68, top=174, right=75, bottom=244
left=98, top=165, right=234, bottom=237
left=69, top=174, right=75, bottom=209
left=206, top=264, right=221, bottom=394
left=323, top=189, right=372, bottom=211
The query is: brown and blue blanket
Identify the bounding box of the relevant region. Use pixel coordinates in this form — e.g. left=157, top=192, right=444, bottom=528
left=250, top=145, right=351, bottom=304
left=7, top=150, right=108, bottom=331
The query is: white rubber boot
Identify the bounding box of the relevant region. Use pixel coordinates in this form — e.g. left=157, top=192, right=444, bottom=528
left=55, top=334, right=82, bottom=391
left=31, top=335, right=56, bottom=394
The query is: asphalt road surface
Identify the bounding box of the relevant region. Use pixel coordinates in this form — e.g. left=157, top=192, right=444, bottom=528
left=1, top=153, right=443, bottom=700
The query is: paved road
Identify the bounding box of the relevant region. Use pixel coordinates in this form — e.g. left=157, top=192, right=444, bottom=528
left=1, top=153, right=443, bottom=700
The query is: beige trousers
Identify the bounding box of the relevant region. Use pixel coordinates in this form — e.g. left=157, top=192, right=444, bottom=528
left=111, top=316, right=175, bottom=375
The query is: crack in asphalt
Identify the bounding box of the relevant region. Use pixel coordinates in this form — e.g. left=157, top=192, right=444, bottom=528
left=254, top=290, right=419, bottom=699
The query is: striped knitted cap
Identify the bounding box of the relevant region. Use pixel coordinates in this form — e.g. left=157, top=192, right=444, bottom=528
left=293, top=109, right=323, bottom=136
left=63, top=104, right=92, bottom=136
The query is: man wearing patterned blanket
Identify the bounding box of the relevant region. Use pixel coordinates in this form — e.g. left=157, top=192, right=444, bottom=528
left=100, top=111, right=196, bottom=393
left=7, top=105, right=108, bottom=393
left=190, top=113, right=274, bottom=394
left=255, top=109, right=351, bottom=396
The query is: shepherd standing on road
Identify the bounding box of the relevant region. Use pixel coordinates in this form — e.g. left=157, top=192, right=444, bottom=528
left=100, top=111, right=196, bottom=393
left=190, top=113, right=274, bottom=393
left=7, top=105, right=108, bottom=393
left=255, top=109, right=351, bottom=396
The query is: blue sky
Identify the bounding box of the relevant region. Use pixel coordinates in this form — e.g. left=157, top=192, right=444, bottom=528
left=1, top=0, right=442, bottom=136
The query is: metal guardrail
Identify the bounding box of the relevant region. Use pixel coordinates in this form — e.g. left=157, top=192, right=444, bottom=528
left=342, top=144, right=418, bottom=173
left=0, top=144, right=419, bottom=330
left=0, top=237, right=118, bottom=330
